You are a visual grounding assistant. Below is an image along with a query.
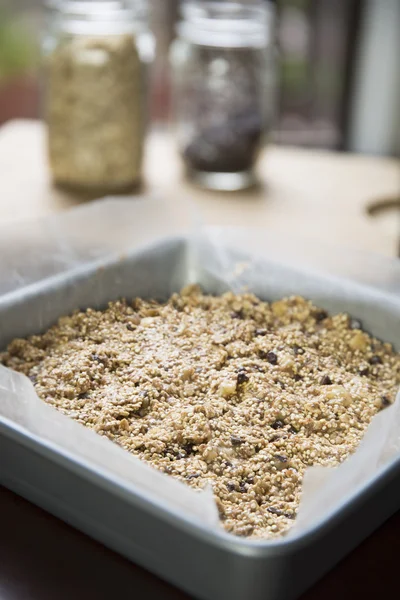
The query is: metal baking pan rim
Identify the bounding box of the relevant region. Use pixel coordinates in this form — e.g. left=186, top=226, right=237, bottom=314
left=2, top=412, right=400, bottom=558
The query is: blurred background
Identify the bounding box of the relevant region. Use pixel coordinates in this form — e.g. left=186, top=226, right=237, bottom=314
left=0, top=0, right=399, bottom=156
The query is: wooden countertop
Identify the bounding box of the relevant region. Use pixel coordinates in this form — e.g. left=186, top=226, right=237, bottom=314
left=0, top=119, right=399, bottom=256
left=1, top=119, right=400, bottom=600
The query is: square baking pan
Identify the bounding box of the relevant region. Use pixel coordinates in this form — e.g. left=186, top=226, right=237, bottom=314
left=1, top=235, right=400, bottom=600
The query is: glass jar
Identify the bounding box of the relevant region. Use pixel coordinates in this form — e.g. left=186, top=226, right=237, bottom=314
left=42, top=0, right=154, bottom=196
left=171, top=1, right=275, bottom=191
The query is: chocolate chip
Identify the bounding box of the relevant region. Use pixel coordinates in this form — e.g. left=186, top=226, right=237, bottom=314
left=91, top=353, right=103, bottom=363
left=237, top=370, right=249, bottom=385
left=232, top=309, right=244, bottom=319
left=260, top=350, right=277, bottom=364
left=320, top=375, right=332, bottom=385
left=314, top=310, right=328, bottom=322
left=239, top=482, right=247, bottom=493
left=267, top=506, right=284, bottom=516
left=182, top=443, right=194, bottom=455
left=78, top=392, right=89, bottom=400
left=255, top=328, right=268, bottom=336
left=267, top=507, right=295, bottom=519
left=369, top=355, right=382, bottom=365
left=381, top=395, right=391, bottom=407
left=293, top=373, right=302, bottom=382
left=293, top=345, right=304, bottom=355
left=246, top=477, right=254, bottom=485
left=274, top=454, right=288, bottom=463
left=284, top=512, right=295, bottom=520
left=226, top=482, right=236, bottom=492
left=350, top=318, right=362, bottom=330
left=231, top=435, right=243, bottom=446
left=359, top=366, right=369, bottom=376
left=271, top=420, right=285, bottom=430
left=267, top=351, right=278, bottom=364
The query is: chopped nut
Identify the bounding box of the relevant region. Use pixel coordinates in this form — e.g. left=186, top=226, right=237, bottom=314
left=141, top=317, right=155, bottom=327
left=203, top=447, right=218, bottom=463
left=349, top=331, right=369, bottom=351
left=219, top=380, right=237, bottom=397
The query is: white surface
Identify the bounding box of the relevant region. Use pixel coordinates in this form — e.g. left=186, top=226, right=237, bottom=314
left=349, top=0, right=400, bottom=156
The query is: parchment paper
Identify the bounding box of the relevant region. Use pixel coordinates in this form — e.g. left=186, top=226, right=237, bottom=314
left=1, top=196, right=400, bottom=540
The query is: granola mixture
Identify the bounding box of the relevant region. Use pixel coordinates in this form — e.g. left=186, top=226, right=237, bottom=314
left=2, top=287, right=400, bottom=539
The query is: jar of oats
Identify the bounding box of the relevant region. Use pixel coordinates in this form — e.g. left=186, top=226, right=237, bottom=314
left=43, top=0, right=154, bottom=195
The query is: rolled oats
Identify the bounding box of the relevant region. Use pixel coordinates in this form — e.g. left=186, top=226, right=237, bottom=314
left=46, top=34, right=144, bottom=193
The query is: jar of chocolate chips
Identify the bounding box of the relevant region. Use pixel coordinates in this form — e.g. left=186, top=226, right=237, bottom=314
left=171, top=1, right=275, bottom=191
left=42, top=0, right=154, bottom=196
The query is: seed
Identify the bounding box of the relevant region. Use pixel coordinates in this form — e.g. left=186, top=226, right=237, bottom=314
left=271, top=420, right=285, bottom=430
left=320, top=375, right=332, bottom=385
left=186, top=473, right=200, bottom=480
left=126, top=323, right=135, bottom=331
left=293, top=374, right=302, bottom=382
left=370, top=355, right=383, bottom=365
left=381, top=395, right=391, bottom=407
left=226, top=482, right=236, bottom=492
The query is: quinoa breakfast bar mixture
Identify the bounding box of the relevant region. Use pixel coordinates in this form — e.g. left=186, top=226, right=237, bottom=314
left=2, top=286, right=400, bottom=539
